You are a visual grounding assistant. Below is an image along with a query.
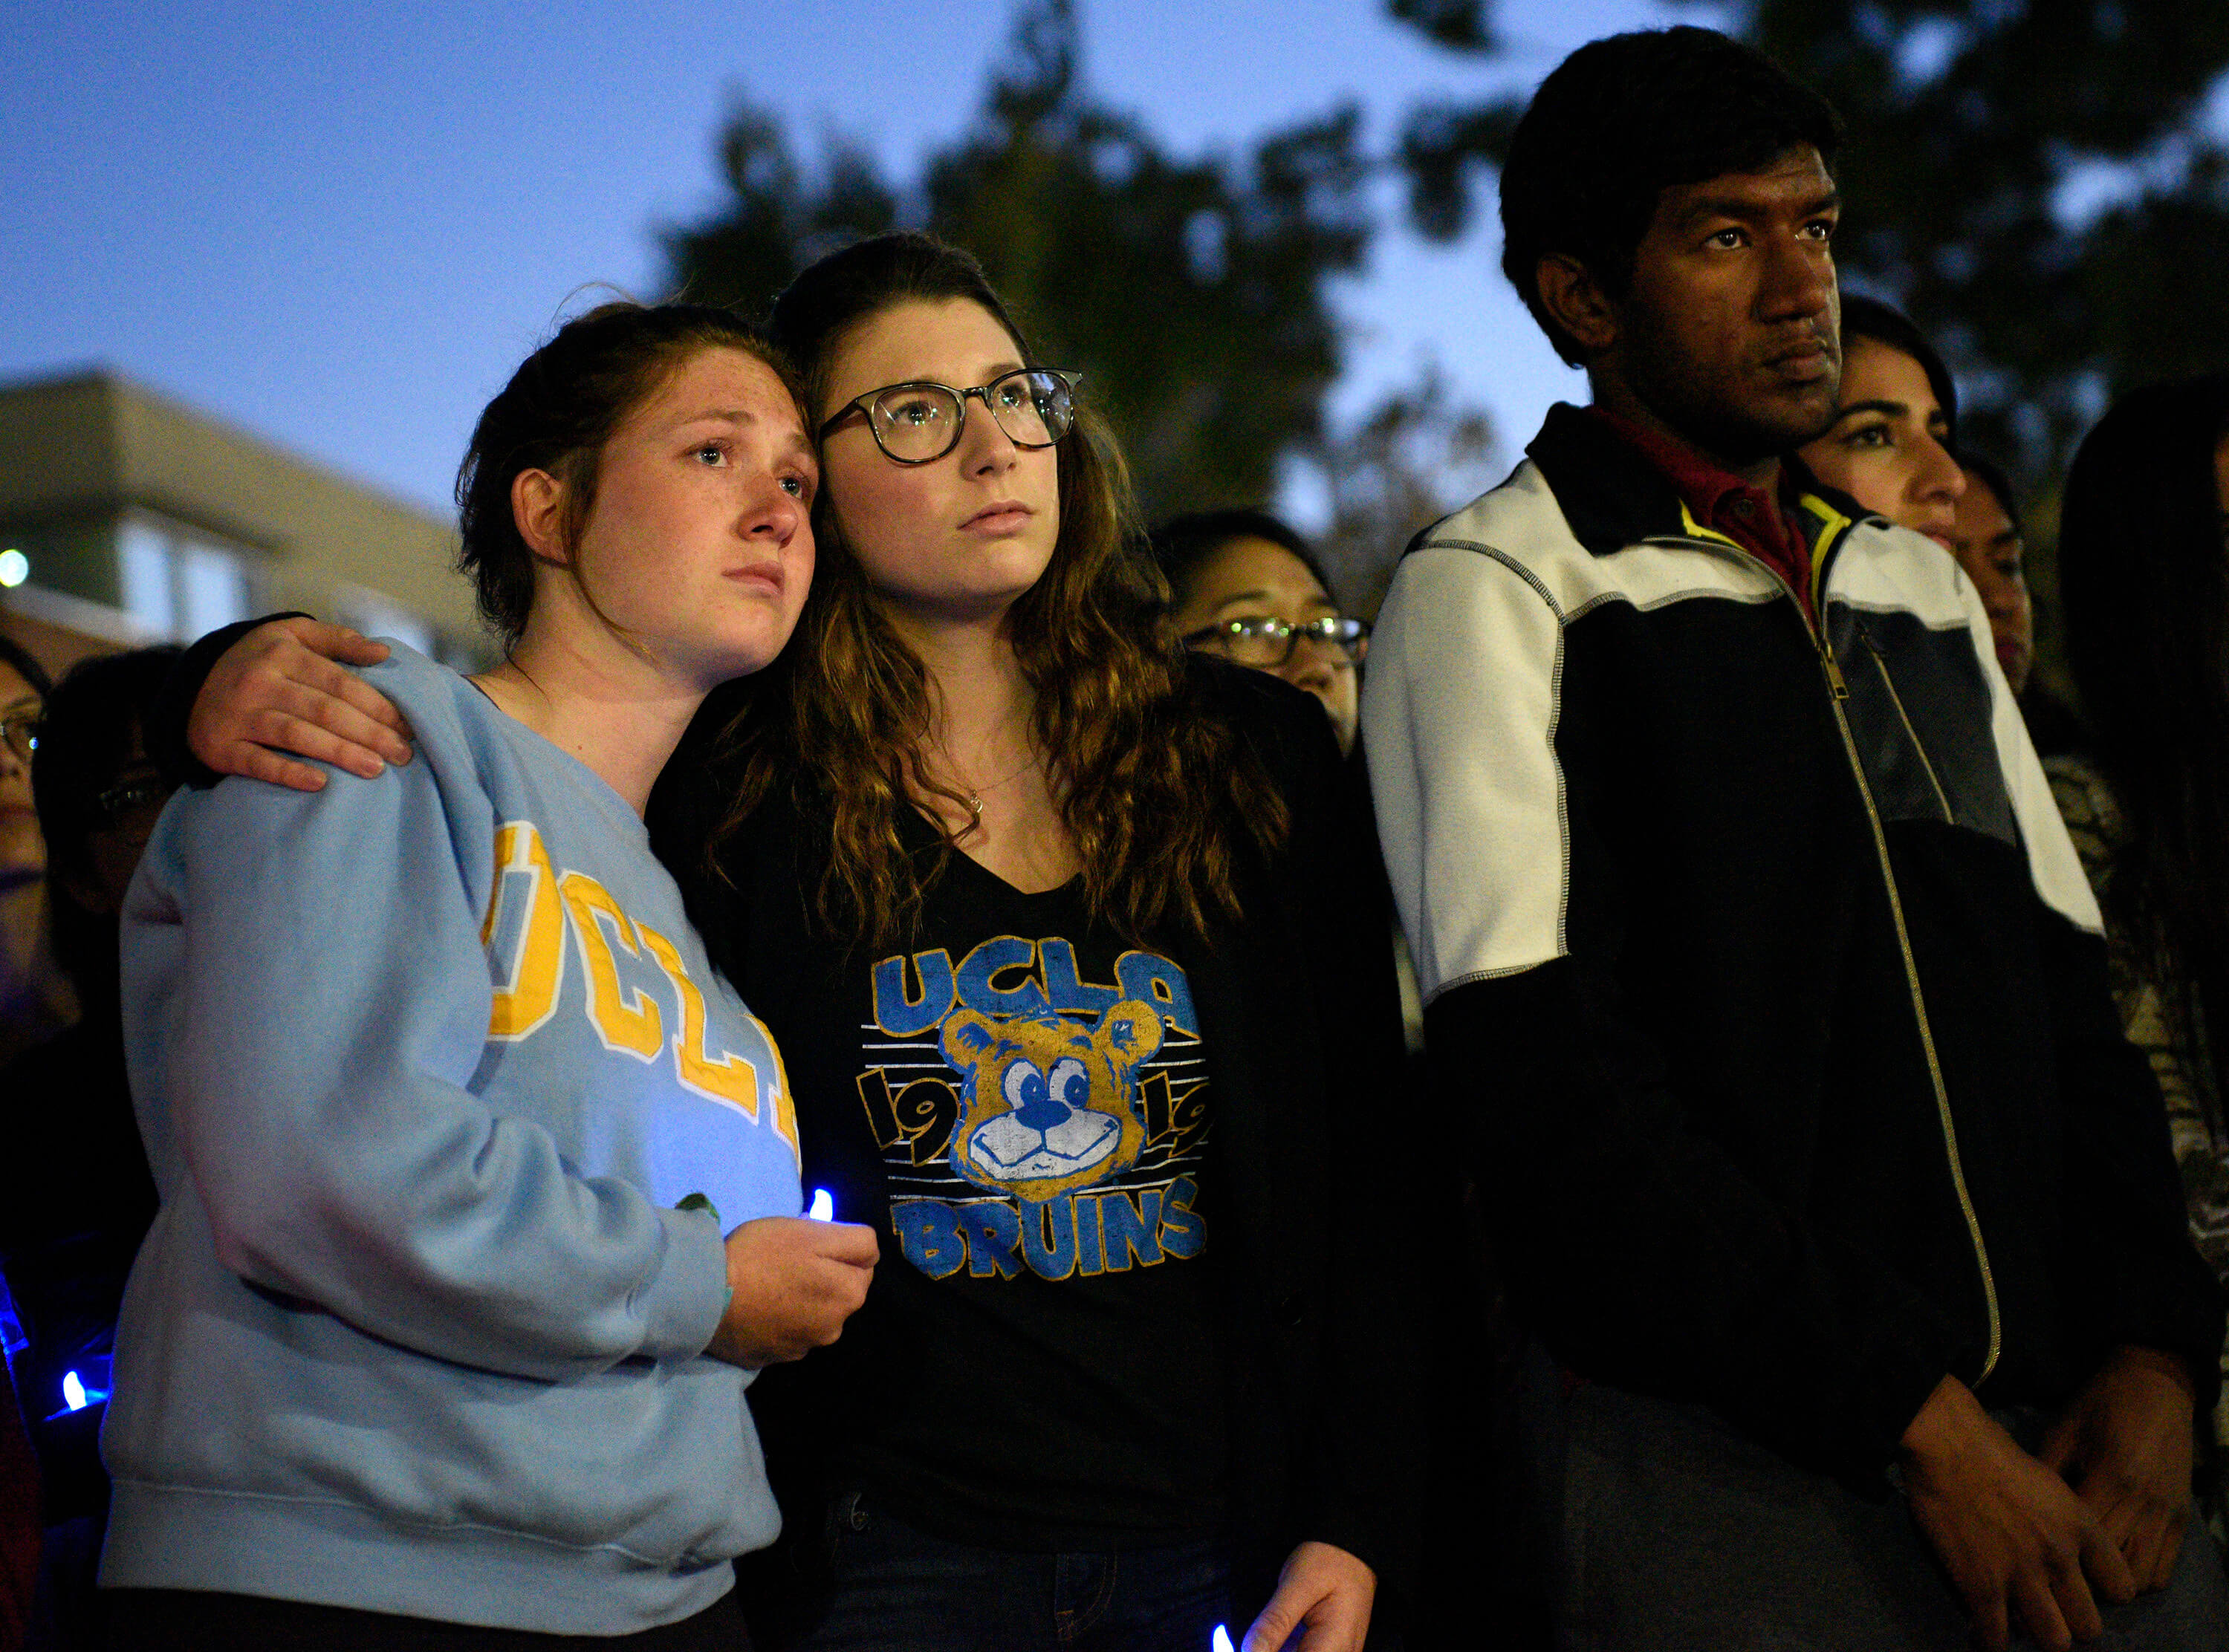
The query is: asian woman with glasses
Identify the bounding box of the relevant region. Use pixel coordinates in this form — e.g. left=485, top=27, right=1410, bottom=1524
left=0, top=633, right=77, bottom=1072
left=166, top=235, right=1421, bottom=1652
left=1154, top=510, right=1369, bottom=758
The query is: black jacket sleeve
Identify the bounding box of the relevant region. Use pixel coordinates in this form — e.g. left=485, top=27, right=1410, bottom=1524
left=1199, top=662, right=1427, bottom=1610
left=148, top=614, right=308, bottom=789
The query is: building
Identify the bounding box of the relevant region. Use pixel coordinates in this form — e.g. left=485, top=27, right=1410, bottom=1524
left=0, top=368, right=487, bottom=680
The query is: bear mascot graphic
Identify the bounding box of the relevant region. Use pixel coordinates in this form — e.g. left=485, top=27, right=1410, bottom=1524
left=939, top=998, right=1164, bottom=1201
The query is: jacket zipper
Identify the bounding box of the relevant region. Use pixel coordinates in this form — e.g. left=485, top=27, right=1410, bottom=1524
left=1859, top=628, right=1957, bottom=825
left=1661, top=509, right=2003, bottom=1385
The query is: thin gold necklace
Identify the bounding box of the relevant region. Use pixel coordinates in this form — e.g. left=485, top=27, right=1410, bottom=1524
left=954, top=752, right=1039, bottom=827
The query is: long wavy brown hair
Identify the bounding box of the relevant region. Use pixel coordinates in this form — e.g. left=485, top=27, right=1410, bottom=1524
left=713, top=232, right=1285, bottom=951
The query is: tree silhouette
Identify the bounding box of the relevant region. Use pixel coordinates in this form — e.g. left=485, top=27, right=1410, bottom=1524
left=664, top=0, right=1372, bottom=517
left=1305, top=366, right=1499, bottom=619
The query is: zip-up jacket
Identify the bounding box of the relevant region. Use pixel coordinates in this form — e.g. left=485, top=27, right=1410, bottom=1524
left=1363, top=404, right=2225, bottom=1483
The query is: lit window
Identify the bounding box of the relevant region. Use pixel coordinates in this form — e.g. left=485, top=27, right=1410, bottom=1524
left=338, top=585, right=435, bottom=657
left=178, top=539, right=250, bottom=636
left=115, top=517, right=254, bottom=640
left=119, top=520, right=175, bottom=635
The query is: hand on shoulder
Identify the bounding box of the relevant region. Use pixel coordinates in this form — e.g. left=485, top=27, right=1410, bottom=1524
left=188, top=617, right=414, bottom=791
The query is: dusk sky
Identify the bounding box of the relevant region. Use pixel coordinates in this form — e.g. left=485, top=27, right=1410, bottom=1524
left=6, top=0, right=1715, bottom=530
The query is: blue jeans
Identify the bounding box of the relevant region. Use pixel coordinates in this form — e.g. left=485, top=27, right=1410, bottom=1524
left=795, top=1492, right=1235, bottom=1652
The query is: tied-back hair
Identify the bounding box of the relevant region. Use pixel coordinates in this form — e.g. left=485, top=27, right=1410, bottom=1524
left=455, top=301, right=801, bottom=649
left=1151, top=508, right=1339, bottom=615
left=1840, top=295, right=1959, bottom=434
left=2059, top=373, right=2229, bottom=1118
left=0, top=634, right=52, bottom=700
left=716, top=231, right=1287, bottom=951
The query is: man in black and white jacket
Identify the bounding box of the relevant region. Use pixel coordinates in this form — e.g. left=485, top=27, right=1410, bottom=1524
left=1364, top=26, right=2227, bottom=1652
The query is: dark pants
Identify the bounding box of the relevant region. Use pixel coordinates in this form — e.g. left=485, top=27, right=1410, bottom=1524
left=101, top=1585, right=750, bottom=1651
left=1525, top=1365, right=2229, bottom=1652
left=793, top=1492, right=1233, bottom=1652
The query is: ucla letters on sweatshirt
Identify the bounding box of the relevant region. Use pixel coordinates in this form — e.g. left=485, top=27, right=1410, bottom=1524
left=103, top=645, right=801, bottom=1634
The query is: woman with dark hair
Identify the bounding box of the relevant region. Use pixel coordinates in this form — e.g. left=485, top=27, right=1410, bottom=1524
left=0, top=646, right=178, bottom=1641
left=700, top=233, right=1409, bottom=1652
left=0, top=634, right=75, bottom=1069
left=1944, top=454, right=2034, bottom=697
left=99, top=302, right=875, bottom=1650
left=175, top=235, right=1417, bottom=1652
left=1153, top=510, right=1369, bottom=758
left=2048, top=373, right=2229, bottom=1539
left=1797, top=293, right=1967, bottom=546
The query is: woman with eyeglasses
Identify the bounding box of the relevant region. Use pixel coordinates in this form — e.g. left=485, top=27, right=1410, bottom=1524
left=163, top=235, right=1419, bottom=1652
left=1154, top=512, right=1369, bottom=758
left=0, top=647, right=176, bottom=1593
left=0, top=634, right=78, bottom=1070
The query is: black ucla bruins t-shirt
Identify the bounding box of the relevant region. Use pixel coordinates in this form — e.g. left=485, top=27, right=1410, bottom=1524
left=764, top=828, right=1227, bottom=1549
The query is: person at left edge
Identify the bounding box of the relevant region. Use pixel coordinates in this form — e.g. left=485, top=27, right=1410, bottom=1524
left=99, top=302, right=877, bottom=1650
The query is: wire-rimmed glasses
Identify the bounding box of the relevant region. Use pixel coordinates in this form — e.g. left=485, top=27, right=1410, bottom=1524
left=820, top=369, right=1081, bottom=464
left=1181, top=614, right=1371, bottom=669
left=1, top=703, right=39, bottom=767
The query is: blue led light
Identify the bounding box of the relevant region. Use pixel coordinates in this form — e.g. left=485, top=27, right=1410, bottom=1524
left=808, top=1188, right=834, bottom=1221
left=55, top=1364, right=111, bottom=1417
left=1213, top=1627, right=1235, bottom=1652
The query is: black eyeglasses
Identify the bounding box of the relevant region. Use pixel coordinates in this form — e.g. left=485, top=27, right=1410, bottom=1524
left=820, top=369, right=1080, bottom=464
left=1, top=705, right=39, bottom=767
left=93, top=777, right=172, bottom=823
left=1182, top=615, right=1371, bottom=669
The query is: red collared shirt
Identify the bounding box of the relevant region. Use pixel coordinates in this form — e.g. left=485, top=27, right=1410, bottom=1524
left=1589, top=407, right=1816, bottom=622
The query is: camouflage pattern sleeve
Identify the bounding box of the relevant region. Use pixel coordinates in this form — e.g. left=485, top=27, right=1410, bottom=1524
left=2048, top=752, right=2229, bottom=1528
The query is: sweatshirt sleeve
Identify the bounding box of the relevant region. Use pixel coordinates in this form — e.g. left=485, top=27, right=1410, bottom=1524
left=123, top=687, right=731, bottom=1382
left=1366, top=544, right=1964, bottom=1480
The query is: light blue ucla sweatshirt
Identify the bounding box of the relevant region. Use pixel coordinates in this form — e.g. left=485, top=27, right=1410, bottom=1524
left=103, top=644, right=802, bottom=1633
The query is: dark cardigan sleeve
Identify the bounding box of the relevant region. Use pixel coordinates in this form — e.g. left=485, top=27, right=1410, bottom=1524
left=148, top=614, right=309, bottom=789
left=1201, top=660, right=1427, bottom=1610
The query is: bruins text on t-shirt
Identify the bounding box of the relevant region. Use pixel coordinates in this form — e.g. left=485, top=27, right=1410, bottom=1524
left=772, top=838, right=1227, bottom=1549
